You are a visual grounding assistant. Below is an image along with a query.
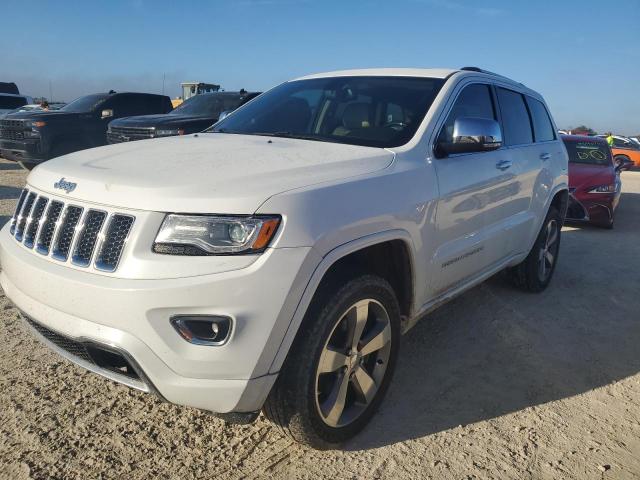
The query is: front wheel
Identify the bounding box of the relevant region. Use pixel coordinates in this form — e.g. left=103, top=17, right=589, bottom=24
left=264, top=274, right=401, bottom=449
left=507, top=206, right=562, bottom=292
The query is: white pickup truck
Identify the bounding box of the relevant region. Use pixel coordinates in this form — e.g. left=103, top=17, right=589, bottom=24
left=0, top=67, right=568, bottom=448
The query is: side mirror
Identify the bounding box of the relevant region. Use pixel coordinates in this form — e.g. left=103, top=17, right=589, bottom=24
left=101, top=109, right=114, bottom=119
left=437, top=117, right=502, bottom=156
left=218, top=110, right=231, bottom=121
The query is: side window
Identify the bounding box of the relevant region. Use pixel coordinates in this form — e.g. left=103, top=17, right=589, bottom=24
left=496, top=88, right=533, bottom=146
left=438, top=83, right=495, bottom=144
left=112, top=95, right=162, bottom=117
left=223, top=96, right=242, bottom=111
left=526, top=97, right=555, bottom=142
left=103, top=94, right=134, bottom=117
left=134, top=95, right=160, bottom=115
left=613, top=138, right=628, bottom=148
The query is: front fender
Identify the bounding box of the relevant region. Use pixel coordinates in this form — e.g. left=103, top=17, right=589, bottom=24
left=267, top=229, right=416, bottom=374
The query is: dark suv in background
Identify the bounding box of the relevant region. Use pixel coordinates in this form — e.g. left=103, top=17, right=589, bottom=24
left=0, top=91, right=172, bottom=169
left=106, top=90, right=260, bottom=143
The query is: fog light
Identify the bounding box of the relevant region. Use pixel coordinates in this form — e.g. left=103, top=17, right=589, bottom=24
left=171, top=315, right=232, bottom=346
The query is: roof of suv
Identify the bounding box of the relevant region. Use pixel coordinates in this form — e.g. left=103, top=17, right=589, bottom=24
left=296, top=68, right=458, bottom=80
left=98, top=91, right=170, bottom=98
left=295, top=67, right=532, bottom=94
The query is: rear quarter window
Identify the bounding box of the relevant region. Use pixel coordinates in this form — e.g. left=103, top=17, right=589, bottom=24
left=496, top=87, right=533, bottom=146
left=526, top=97, right=555, bottom=142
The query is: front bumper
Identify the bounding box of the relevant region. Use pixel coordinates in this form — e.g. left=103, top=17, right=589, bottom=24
left=0, top=139, right=47, bottom=163
left=566, top=192, right=618, bottom=226
left=0, top=223, right=318, bottom=413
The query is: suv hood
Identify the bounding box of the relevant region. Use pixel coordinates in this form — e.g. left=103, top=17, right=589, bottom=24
left=28, top=133, right=394, bottom=213
left=110, top=113, right=216, bottom=129
left=4, top=110, right=85, bottom=122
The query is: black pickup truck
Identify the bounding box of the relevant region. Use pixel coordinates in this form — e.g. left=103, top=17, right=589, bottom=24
left=106, top=90, right=260, bottom=144
left=0, top=91, right=172, bottom=169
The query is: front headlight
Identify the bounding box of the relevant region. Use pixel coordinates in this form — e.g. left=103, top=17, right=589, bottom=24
left=588, top=184, right=615, bottom=193
left=24, top=129, right=41, bottom=138
left=24, top=120, right=45, bottom=138
left=154, top=214, right=281, bottom=255
left=155, top=129, right=183, bottom=137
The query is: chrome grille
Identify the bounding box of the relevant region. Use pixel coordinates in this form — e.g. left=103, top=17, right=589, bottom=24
left=0, top=128, right=25, bottom=140
left=107, top=126, right=155, bottom=144
left=72, top=210, right=107, bottom=267
left=9, top=188, right=135, bottom=273
left=36, top=201, right=64, bottom=255
left=95, top=215, right=134, bottom=272
left=0, top=119, right=26, bottom=140
left=52, top=205, right=83, bottom=261
left=9, top=189, right=28, bottom=234
left=23, top=196, right=48, bottom=248
left=14, top=191, right=36, bottom=241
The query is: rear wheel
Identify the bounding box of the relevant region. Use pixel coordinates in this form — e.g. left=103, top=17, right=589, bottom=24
left=507, top=206, right=562, bottom=292
left=264, top=274, right=401, bottom=449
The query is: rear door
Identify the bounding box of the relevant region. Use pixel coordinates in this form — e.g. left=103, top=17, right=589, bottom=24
left=431, top=82, right=520, bottom=294
left=493, top=87, right=540, bottom=254
left=495, top=89, right=563, bottom=253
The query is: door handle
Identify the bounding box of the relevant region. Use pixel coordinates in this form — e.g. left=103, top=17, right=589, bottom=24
left=496, top=160, right=512, bottom=170
left=540, top=153, right=551, bottom=161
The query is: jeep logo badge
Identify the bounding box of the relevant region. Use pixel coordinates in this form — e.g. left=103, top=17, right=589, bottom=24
left=54, top=177, right=77, bottom=194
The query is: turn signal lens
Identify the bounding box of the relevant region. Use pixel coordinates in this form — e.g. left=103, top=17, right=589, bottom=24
left=253, top=218, right=280, bottom=250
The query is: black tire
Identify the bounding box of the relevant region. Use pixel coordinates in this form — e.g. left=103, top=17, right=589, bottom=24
left=264, top=273, right=401, bottom=449
left=507, top=206, right=562, bottom=292
left=601, top=215, right=614, bottom=230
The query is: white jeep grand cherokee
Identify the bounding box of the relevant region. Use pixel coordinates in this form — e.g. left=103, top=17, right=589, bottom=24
left=0, top=67, right=568, bottom=448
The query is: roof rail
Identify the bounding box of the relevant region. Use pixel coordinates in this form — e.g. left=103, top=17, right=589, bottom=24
left=460, top=66, right=523, bottom=85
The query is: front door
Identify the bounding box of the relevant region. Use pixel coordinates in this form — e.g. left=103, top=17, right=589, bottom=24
left=430, top=82, right=520, bottom=294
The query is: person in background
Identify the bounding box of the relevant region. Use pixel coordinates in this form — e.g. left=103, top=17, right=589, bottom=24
left=606, top=132, right=614, bottom=147
left=40, top=100, right=49, bottom=111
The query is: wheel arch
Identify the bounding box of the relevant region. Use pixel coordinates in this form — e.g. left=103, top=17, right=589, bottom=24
left=268, top=230, right=416, bottom=374
left=550, top=188, right=569, bottom=222
left=512, top=185, right=568, bottom=268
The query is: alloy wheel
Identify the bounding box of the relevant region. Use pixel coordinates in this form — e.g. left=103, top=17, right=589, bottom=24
left=538, top=218, right=559, bottom=282
left=315, top=299, right=392, bottom=428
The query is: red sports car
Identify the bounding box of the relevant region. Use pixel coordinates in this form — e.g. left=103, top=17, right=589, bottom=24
left=561, top=135, right=623, bottom=229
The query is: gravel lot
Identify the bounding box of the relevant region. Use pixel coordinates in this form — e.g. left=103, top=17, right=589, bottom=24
left=1, top=158, right=639, bottom=479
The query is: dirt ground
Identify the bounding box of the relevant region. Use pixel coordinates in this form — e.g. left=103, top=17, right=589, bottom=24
left=0, top=158, right=639, bottom=480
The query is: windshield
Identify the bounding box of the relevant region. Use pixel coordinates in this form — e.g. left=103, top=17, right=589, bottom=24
left=171, top=94, right=237, bottom=116
left=563, top=140, right=612, bottom=166
left=60, top=93, right=109, bottom=113
left=0, top=96, right=27, bottom=109
left=210, top=76, right=445, bottom=148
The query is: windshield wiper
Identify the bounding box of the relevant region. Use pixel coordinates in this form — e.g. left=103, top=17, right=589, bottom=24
left=250, top=131, right=332, bottom=143
left=209, top=127, right=240, bottom=134
left=208, top=129, right=332, bottom=143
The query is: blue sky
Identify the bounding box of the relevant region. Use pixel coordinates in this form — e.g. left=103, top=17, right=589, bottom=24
left=2, top=0, right=639, bottom=134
